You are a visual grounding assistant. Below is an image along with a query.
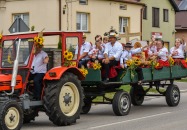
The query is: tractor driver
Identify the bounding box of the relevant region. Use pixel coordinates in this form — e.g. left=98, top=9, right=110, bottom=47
left=75, top=33, right=92, bottom=68
left=29, top=42, right=49, bottom=100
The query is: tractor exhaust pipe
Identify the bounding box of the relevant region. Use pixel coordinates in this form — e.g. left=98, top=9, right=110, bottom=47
left=5, top=39, right=21, bottom=95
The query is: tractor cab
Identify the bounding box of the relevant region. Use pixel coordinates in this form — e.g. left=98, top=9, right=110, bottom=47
left=0, top=37, right=34, bottom=95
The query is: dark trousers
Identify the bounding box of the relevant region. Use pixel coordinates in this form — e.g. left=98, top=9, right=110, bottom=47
left=103, top=60, right=118, bottom=79
left=135, top=67, right=144, bottom=81
left=78, top=60, right=89, bottom=68
left=29, top=73, right=45, bottom=100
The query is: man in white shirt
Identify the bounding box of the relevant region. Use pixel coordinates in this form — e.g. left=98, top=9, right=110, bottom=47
left=75, top=33, right=91, bottom=68
left=29, top=43, right=49, bottom=100
left=102, top=31, right=123, bottom=82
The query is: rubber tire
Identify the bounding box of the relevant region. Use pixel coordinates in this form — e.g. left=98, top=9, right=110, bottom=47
left=130, top=85, right=145, bottom=106
left=43, top=72, right=84, bottom=126
left=166, top=84, right=180, bottom=107
left=81, top=98, right=92, bottom=114
left=23, top=109, right=38, bottom=123
left=0, top=100, right=23, bottom=130
left=112, top=91, right=131, bottom=116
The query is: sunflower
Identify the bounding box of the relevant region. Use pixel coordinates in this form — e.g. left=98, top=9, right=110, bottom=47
left=126, top=60, right=132, bottom=67
left=0, top=34, right=2, bottom=40
left=92, top=63, right=98, bottom=70
left=79, top=68, right=88, bottom=77
left=34, top=36, right=38, bottom=43
left=155, top=63, right=160, bottom=68
left=38, top=37, right=44, bottom=46
left=70, top=62, right=76, bottom=67
left=97, top=63, right=102, bottom=69
left=134, top=61, right=141, bottom=66
left=66, top=53, right=73, bottom=61
left=64, top=50, right=69, bottom=58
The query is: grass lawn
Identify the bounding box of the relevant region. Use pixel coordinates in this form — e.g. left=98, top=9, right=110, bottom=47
left=93, top=85, right=165, bottom=102
left=176, top=78, right=187, bottom=82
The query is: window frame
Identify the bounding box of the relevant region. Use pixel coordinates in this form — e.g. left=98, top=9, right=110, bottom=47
left=143, top=6, right=147, bottom=19
left=79, top=0, right=88, bottom=5
left=163, top=9, right=169, bottom=22
left=119, top=17, right=129, bottom=34
left=152, top=7, right=160, bottom=28
left=12, top=13, right=29, bottom=26
left=76, top=12, right=89, bottom=32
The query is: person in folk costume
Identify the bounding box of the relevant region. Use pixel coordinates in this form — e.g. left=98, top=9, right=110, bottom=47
left=149, top=36, right=158, bottom=54
left=170, top=38, right=185, bottom=65
left=120, top=42, right=144, bottom=85
left=75, top=33, right=92, bottom=68
left=103, top=36, right=109, bottom=44
left=151, top=39, right=170, bottom=67
left=102, top=28, right=123, bottom=82
left=88, top=35, right=105, bottom=63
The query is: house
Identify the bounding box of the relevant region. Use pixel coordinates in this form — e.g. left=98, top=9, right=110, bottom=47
left=140, top=0, right=179, bottom=48
left=0, top=0, right=144, bottom=48
left=175, top=0, right=187, bottom=45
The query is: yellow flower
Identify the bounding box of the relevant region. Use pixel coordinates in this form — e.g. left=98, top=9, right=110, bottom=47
left=79, top=68, right=88, bottom=77
left=126, top=60, right=132, bottom=66
left=66, top=53, right=73, bottom=61
left=38, top=37, right=44, bottom=45
left=70, top=62, right=76, bottom=67
left=64, top=50, right=69, bottom=58
left=134, top=60, right=141, bottom=66
left=34, top=36, right=44, bottom=46
left=169, top=57, right=174, bottom=65
left=97, top=64, right=102, bottom=69
left=155, top=63, right=160, bottom=68
left=93, top=63, right=98, bottom=70
left=0, top=34, right=2, bottom=40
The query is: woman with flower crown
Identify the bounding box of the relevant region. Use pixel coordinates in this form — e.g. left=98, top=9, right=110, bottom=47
left=170, top=38, right=186, bottom=65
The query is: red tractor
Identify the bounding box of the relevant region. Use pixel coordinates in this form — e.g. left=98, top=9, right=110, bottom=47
left=0, top=31, right=85, bottom=130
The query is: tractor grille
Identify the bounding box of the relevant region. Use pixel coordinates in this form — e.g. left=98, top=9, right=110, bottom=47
left=0, top=80, right=21, bottom=86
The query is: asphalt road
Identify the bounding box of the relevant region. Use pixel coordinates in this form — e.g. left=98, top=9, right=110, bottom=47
left=22, top=82, right=187, bottom=130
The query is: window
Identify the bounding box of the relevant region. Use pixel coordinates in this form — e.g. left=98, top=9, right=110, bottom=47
left=79, top=0, right=88, bottom=5
left=119, top=17, right=128, bottom=33
left=13, top=13, right=29, bottom=26
left=152, top=7, right=159, bottom=27
left=120, top=4, right=127, bottom=10
left=76, top=12, right=89, bottom=31
left=143, top=6, right=147, bottom=19
left=66, top=37, right=78, bottom=60
left=2, top=39, right=33, bottom=68
left=163, top=9, right=169, bottom=22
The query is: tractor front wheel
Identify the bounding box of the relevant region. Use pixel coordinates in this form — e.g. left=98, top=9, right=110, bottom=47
left=0, top=100, right=23, bottom=130
left=44, top=72, right=84, bottom=126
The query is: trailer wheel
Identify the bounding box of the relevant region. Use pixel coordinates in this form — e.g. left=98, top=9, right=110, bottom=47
left=0, top=100, right=23, bottom=130
left=166, top=84, right=180, bottom=107
left=23, top=109, right=38, bottom=123
left=44, top=72, right=83, bottom=126
left=130, top=85, right=144, bottom=106
left=81, top=98, right=92, bottom=114
left=112, top=91, right=131, bottom=116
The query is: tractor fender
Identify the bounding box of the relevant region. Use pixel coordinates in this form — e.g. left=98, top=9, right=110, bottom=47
left=43, top=66, right=85, bottom=80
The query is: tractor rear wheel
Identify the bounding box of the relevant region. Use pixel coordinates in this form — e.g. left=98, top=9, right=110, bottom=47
left=0, top=100, right=23, bottom=130
left=44, top=72, right=83, bottom=126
